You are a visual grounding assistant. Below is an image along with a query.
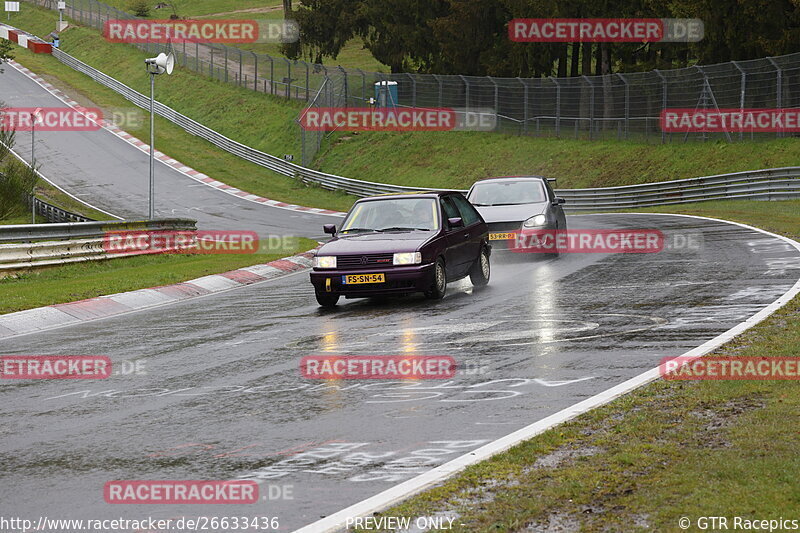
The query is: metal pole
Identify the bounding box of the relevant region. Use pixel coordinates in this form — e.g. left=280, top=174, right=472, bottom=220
left=31, top=119, right=35, bottom=224
left=732, top=61, right=745, bottom=141
left=654, top=69, right=666, bottom=144
left=767, top=57, right=782, bottom=139
left=149, top=72, right=155, bottom=219
left=617, top=73, right=629, bottom=139
left=582, top=75, right=594, bottom=140
left=518, top=78, right=528, bottom=135
left=552, top=77, right=561, bottom=138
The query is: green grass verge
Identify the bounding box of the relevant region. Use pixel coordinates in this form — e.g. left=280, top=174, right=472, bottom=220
left=315, top=131, right=800, bottom=190
left=0, top=236, right=317, bottom=314
left=9, top=5, right=356, bottom=212
left=355, top=200, right=800, bottom=532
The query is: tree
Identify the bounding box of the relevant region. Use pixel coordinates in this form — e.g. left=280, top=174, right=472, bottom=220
left=0, top=39, right=14, bottom=75
left=0, top=105, right=39, bottom=221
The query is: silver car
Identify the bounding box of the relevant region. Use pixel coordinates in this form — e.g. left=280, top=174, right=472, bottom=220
left=466, top=176, right=567, bottom=254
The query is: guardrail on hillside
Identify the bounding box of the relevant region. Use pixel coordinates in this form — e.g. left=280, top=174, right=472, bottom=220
left=0, top=218, right=196, bottom=272
left=29, top=196, right=94, bottom=222
left=26, top=48, right=800, bottom=210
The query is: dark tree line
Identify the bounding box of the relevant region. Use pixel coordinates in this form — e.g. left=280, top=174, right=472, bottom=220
left=285, top=0, right=800, bottom=76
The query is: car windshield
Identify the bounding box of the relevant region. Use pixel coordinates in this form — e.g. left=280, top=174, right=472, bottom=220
left=340, top=197, right=440, bottom=233
left=469, top=180, right=547, bottom=206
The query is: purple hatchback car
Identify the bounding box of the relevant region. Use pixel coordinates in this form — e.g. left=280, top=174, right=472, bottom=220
left=310, top=191, right=491, bottom=308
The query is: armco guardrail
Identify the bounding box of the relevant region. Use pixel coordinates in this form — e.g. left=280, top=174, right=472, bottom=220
left=29, top=47, right=800, bottom=209
left=30, top=196, right=94, bottom=222
left=0, top=218, right=196, bottom=244
left=0, top=218, right=196, bottom=272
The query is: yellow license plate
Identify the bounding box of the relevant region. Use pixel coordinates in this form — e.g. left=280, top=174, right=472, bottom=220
left=343, top=273, right=385, bottom=284
left=489, top=232, right=516, bottom=241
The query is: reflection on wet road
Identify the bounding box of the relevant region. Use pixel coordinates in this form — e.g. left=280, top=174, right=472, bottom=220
left=1, top=214, right=798, bottom=531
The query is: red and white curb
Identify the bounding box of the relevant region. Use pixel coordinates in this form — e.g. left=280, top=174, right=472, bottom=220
left=8, top=57, right=345, bottom=217
left=0, top=251, right=314, bottom=339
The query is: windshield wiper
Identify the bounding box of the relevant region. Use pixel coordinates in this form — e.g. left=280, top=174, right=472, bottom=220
left=377, top=226, right=432, bottom=232
left=339, top=227, right=377, bottom=234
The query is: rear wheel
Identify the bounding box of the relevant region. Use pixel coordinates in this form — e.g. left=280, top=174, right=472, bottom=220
left=470, top=247, right=490, bottom=288
left=425, top=258, right=447, bottom=300
left=315, top=291, right=340, bottom=308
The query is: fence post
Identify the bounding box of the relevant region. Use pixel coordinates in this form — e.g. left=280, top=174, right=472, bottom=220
left=459, top=75, right=469, bottom=114
left=210, top=47, right=214, bottom=78
left=654, top=69, right=666, bottom=144
left=339, top=66, right=348, bottom=106
left=305, top=62, right=310, bottom=101
left=224, top=46, right=229, bottom=83
left=552, top=77, right=561, bottom=138
left=284, top=58, right=292, bottom=99
left=487, top=76, right=498, bottom=131
left=767, top=57, right=782, bottom=139
left=269, top=56, right=274, bottom=95
left=517, top=77, right=528, bottom=136
left=731, top=61, right=746, bottom=141
left=354, top=68, right=366, bottom=104
left=433, top=74, right=443, bottom=108
left=252, top=51, right=258, bottom=92
left=238, top=48, right=243, bottom=87
left=582, top=75, right=594, bottom=140
left=408, top=73, right=417, bottom=108
left=617, top=73, right=629, bottom=139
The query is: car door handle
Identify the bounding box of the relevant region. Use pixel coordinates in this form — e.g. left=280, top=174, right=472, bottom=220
left=463, top=233, right=470, bottom=239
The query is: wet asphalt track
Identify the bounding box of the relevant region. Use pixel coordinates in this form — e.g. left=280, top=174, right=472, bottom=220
left=0, top=64, right=337, bottom=239
left=2, top=213, right=799, bottom=531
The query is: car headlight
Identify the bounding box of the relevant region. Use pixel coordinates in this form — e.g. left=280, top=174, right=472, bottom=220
left=523, top=214, right=547, bottom=227
left=313, top=255, right=337, bottom=268
left=393, top=252, right=422, bottom=265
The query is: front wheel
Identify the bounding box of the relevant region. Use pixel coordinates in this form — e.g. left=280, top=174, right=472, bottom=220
left=425, top=258, right=447, bottom=300
left=315, top=291, right=340, bottom=308
left=469, top=247, right=490, bottom=288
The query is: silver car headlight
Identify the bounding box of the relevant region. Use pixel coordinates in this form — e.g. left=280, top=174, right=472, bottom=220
left=313, top=255, right=337, bottom=268
left=523, top=214, right=547, bottom=227
left=393, top=252, right=422, bottom=265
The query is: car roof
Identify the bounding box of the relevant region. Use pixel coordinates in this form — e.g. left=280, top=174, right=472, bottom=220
left=473, top=175, right=548, bottom=183
left=361, top=190, right=463, bottom=200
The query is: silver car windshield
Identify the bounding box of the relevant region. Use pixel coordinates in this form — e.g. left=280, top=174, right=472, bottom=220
left=469, top=180, right=547, bottom=206
left=340, top=198, right=440, bottom=233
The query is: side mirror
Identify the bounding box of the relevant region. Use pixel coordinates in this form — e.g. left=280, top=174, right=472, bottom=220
left=552, top=197, right=566, bottom=206
left=448, top=217, right=464, bottom=228
left=323, top=224, right=336, bottom=235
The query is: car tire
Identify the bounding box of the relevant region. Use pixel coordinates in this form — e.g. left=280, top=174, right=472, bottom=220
left=470, top=246, right=490, bottom=288
left=315, top=291, right=340, bottom=308
left=425, top=258, right=447, bottom=300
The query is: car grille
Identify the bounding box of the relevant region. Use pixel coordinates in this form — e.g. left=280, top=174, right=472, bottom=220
left=487, top=221, right=523, bottom=232
left=336, top=253, right=395, bottom=268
